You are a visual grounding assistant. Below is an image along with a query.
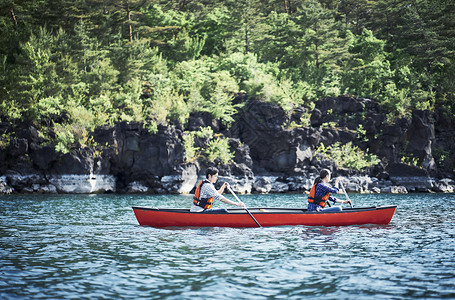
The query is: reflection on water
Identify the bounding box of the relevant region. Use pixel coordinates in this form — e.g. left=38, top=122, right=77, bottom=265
left=0, top=193, right=454, bottom=299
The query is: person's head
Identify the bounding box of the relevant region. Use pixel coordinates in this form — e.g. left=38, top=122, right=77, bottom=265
left=314, top=169, right=331, bottom=185
left=205, top=166, right=219, bottom=183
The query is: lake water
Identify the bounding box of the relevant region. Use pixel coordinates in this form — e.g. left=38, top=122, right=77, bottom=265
left=1, top=193, right=454, bottom=299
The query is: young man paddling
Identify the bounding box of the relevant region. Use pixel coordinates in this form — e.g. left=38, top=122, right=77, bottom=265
left=191, top=167, right=246, bottom=212
left=307, top=169, right=351, bottom=212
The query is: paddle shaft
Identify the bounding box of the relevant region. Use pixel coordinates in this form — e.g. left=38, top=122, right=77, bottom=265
left=339, top=181, right=353, bottom=208
left=227, top=186, right=262, bottom=228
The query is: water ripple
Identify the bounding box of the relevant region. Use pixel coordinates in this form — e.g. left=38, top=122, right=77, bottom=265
left=1, top=193, right=455, bottom=299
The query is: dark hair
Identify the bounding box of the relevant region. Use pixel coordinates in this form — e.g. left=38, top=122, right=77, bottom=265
left=206, top=166, right=219, bottom=178
left=313, top=169, right=330, bottom=185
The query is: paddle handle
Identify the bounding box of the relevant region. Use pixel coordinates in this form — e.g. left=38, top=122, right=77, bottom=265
left=339, top=181, right=353, bottom=208
left=227, top=185, right=242, bottom=203
left=227, top=186, right=262, bottom=228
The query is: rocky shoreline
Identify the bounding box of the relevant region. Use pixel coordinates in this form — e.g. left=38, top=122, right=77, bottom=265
left=1, top=96, right=454, bottom=195
left=1, top=173, right=454, bottom=195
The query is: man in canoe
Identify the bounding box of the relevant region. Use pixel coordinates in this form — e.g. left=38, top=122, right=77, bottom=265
left=191, top=166, right=246, bottom=212
left=308, top=169, right=351, bottom=212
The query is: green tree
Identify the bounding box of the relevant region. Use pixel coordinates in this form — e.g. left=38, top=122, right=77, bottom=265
left=337, top=0, right=372, bottom=34
left=192, top=7, right=231, bottom=56
left=139, top=3, right=205, bottom=62
left=257, top=11, right=297, bottom=67
left=6, top=28, right=64, bottom=122
left=282, top=0, right=351, bottom=99
left=224, top=0, right=267, bottom=54
left=294, top=0, right=349, bottom=73
left=341, top=29, right=394, bottom=98
left=365, top=0, right=454, bottom=115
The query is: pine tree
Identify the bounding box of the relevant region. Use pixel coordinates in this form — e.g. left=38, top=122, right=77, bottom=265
left=337, top=0, right=373, bottom=34
left=257, top=11, right=296, bottom=66
left=224, top=0, right=267, bottom=54
left=293, top=0, right=349, bottom=75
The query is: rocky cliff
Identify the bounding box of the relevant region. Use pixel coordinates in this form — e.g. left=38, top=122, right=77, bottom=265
left=1, top=96, right=454, bottom=194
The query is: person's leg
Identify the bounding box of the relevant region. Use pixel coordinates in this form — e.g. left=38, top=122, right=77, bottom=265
left=322, top=206, right=342, bottom=212
left=203, top=208, right=229, bottom=213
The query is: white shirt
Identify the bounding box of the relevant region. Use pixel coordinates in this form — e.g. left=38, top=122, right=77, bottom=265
left=190, top=180, right=224, bottom=212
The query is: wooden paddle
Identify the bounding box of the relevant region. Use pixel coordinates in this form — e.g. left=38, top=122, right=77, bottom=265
left=339, top=180, right=353, bottom=208
left=227, top=186, right=262, bottom=228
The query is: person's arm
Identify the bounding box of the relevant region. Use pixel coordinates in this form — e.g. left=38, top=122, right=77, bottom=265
left=330, top=196, right=350, bottom=204
left=218, top=182, right=229, bottom=195
left=220, top=196, right=245, bottom=207
left=207, top=182, right=245, bottom=207
left=319, top=179, right=347, bottom=204
left=334, top=177, right=340, bottom=189
left=220, top=183, right=245, bottom=207
left=318, top=182, right=339, bottom=194
left=331, top=178, right=350, bottom=205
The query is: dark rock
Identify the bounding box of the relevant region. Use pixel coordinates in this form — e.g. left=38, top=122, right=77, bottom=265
left=310, top=96, right=383, bottom=131
left=388, top=163, right=429, bottom=177
left=51, top=149, right=94, bottom=175
left=310, top=108, right=323, bottom=127
left=7, top=174, right=45, bottom=192
left=31, top=145, right=57, bottom=170
left=105, top=123, right=188, bottom=191
left=187, top=111, right=220, bottom=132
left=433, top=109, right=455, bottom=177
left=402, top=110, right=436, bottom=170
left=388, top=163, right=433, bottom=192
left=8, top=138, right=28, bottom=157
left=229, top=138, right=253, bottom=168
left=290, top=107, right=308, bottom=124
left=93, top=125, right=115, bottom=147
left=230, top=100, right=315, bottom=174
left=8, top=156, right=36, bottom=175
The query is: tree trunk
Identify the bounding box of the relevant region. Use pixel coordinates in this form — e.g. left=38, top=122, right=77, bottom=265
left=244, top=21, right=249, bottom=53
left=125, top=0, right=133, bottom=42
left=10, top=8, right=18, bottom=28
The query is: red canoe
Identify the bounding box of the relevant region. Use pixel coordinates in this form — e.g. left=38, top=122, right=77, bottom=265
left=132, top=205, right=397, bottom=228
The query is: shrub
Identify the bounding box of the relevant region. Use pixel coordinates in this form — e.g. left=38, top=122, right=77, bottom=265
left=314, top=142, right=380, bottom=171
left=204, top=137, right=234, bottom=164
left=54, top=124, right=75, bottom=154
left=183, top=127, right=234, bottom=164
left=183, top=132, right=198, bottom=163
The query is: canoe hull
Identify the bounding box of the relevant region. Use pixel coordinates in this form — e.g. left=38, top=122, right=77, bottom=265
left=132, top=206, right=397, bottom=228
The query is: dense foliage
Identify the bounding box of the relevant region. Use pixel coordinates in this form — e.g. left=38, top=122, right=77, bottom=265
left=1, top=0, right=454, bottom=156
left=315, top=142, right=380, bottom=171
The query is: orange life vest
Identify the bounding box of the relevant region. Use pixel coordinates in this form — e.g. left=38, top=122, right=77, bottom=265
left=193, top=180, right=214, bottom=209
left=307, top=183, right=330, bottom=208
